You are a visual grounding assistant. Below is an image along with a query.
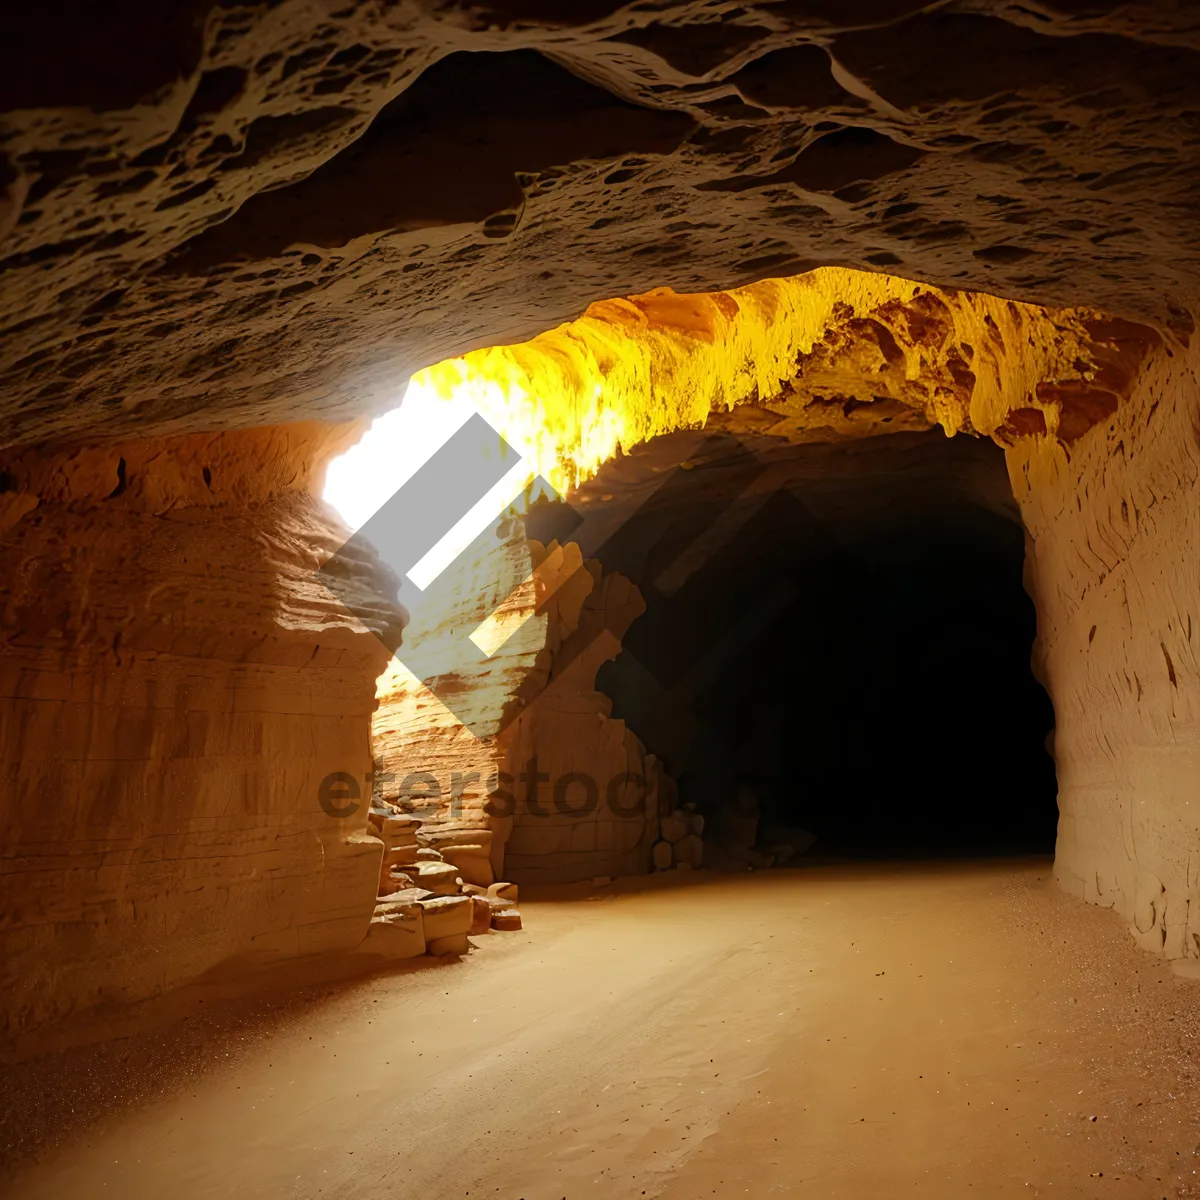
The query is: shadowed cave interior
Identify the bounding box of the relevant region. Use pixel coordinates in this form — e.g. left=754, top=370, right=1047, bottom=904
left=530, top=427, right=1058, bottom=863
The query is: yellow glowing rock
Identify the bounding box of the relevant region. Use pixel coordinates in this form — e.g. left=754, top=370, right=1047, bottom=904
left=408, top=267, right=1159, bottom=498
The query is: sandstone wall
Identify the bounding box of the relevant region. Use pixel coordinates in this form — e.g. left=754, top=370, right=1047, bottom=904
left=370, top=516, right=546, bottom=877
left=497, top=542, right=666, bottom=885
left=1013, top=333, right=1200, bottom=958
left=372, top=527, right=662, bottom=885
left=0, top=426, right=399, bottom=1051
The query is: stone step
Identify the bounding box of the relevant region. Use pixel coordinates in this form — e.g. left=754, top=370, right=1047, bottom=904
left=407, top=860, right=461, bottom=895
left=416, top=893, right=473, bottom=941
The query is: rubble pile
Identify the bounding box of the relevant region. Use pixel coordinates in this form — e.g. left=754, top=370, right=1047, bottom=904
left=359, top=808, right=522, bottom=961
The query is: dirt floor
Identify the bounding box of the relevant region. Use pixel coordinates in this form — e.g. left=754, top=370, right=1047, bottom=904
left=5, top=859, right=1200, bottom=1199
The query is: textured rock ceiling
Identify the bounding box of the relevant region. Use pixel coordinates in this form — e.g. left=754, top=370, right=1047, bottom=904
left=389, top=269, right=1162, bottom=497
left=2, top=1, right=1198, bottom=447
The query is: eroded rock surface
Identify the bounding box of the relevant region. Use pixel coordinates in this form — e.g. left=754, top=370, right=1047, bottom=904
left=2, top=1, right=1198, bottom=445
left=1014, top=332, right=1200, bottom=954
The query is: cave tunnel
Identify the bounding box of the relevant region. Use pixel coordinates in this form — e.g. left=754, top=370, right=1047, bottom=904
left=565, top=429, right=1061, bottom=862
left=5, top=4, right=1200, bottom=1196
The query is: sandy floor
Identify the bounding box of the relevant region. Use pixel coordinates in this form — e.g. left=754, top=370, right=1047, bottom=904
left=5, top=860, right=1200, bottom=1199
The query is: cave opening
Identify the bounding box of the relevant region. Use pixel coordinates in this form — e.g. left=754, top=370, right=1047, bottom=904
left=571, top=427, right=1059, bottom=863
left=317, top=266, right=1084, bottom=880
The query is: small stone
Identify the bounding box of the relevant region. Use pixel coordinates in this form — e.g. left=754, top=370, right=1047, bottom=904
left=651, top=839, right=673, bottom=871
left=412, top=860, right=462, bottom=896
left=592, top=876, right=612, bottom=887
left=378, top=869, right=416, bottom=897
left=660, top=811, right=690, bottom=843
left=358, top=908, right=424, bottom=960
left=440, top=846, right=494, bottom=887
left=491, top=908, right=523, bottom=932
left=383, top=841, right=420, bottom=867
left=676, top=833, right=703, bottom=868
left=417, top=894, right=473, bottom=939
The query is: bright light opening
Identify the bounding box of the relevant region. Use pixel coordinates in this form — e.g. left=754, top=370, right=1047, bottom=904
left=323, top=374, right=547, bottom=599
left=324, top=376, right=480, bottom=535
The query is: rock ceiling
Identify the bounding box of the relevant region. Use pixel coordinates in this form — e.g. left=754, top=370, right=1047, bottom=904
left=1, top=1, right=1198, bottom=448
left=400, top=269, right=1163, bottom=497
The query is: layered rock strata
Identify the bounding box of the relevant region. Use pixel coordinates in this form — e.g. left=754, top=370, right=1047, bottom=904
left=411, top=270, right=1163, bottom=493
left=0, top=425, right=400, bottom=1048
left=496, top=540, right=670, bottom=884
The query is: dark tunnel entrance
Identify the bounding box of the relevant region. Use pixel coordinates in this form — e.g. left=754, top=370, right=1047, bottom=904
left=530, top=426, right=1058, bottom=863
left=674, top=510, right=1058, bottom=860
